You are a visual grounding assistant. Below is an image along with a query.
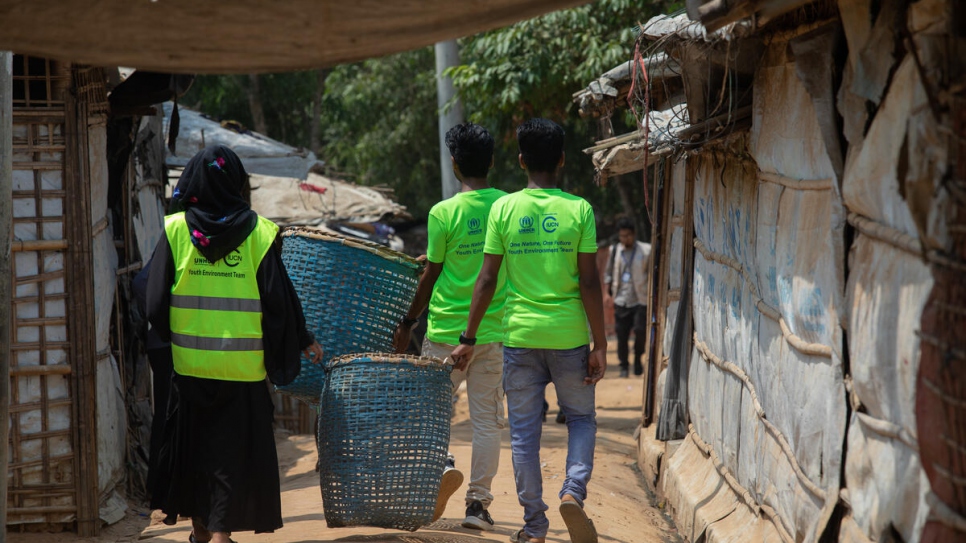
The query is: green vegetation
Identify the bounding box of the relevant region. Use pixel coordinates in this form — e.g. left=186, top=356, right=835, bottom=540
left=180, top=0, right=678, bottom=235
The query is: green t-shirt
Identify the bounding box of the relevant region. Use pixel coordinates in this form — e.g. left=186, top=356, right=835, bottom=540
left=484, top=188, right=598, bottom=349
left=425, top=188, right=508, bottom=345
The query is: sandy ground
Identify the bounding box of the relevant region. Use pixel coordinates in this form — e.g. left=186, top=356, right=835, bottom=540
left=10, top=346, right=680, bottom=543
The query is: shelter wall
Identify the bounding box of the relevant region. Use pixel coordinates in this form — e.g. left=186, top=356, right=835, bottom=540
left=88, top=113, right=126, bottom=513
left=665, top=34, right=849, bottom=543
left=6, top=57, right=105, bottom=531
left=835, top=1, right=951, bottom=538
left=659, top=1, right=955, bottom=540
left=10, top=104, right=77, bottom=527
left=6, top=57, right=142, bottom=534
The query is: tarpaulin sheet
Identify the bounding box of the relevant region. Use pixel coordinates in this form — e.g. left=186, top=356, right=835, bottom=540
left=663, top=429, right=788, bottom=543
left=686, top=39, right=847, bottom=542
left=840, top=52, right=935, bottom=543
left=249, top=172, right=409, bottom=226
left=163, top=103, right=322, bottom=180
left=841, top=57, right=920, bottom=239
left=131, top=114, right=168, bottom=262
left=87, top=118, right=126, bottom=508
left=657, top=160, right=692, bottom=441
left=0, top=0, right=590, bottom=73
left=663, top=429, right=739, bottom=542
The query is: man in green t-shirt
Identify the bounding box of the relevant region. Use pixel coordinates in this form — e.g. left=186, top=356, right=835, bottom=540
left=394, top=123, right=507, bottom=531
left=451, top=118, right=607, bottom=543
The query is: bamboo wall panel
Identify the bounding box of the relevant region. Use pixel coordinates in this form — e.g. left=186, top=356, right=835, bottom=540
left=9, top=109, right=77, bottom=526
left=274, top=392, right=317, bottom=435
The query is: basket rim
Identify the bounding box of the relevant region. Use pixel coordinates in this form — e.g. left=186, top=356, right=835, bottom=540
left=281, top=227, right=422, bottom=270
left=328, top=352, right=449, bottom=369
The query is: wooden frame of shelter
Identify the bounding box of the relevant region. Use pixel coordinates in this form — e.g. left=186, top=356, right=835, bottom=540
left=7, top=55, right=102, bottom=534
left=4, top=54, right=173, bottom=536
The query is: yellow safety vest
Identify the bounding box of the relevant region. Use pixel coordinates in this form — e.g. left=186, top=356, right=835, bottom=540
left=164, top=212, right=279, bottom=381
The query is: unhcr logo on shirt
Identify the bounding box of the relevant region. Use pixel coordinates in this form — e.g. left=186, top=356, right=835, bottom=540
left=518, top=215, right=535, bottom=234
left=467, top=217, right=483, bottom=235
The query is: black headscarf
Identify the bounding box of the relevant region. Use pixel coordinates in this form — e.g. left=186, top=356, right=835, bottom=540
left=170, top=145, right=257, bottom=263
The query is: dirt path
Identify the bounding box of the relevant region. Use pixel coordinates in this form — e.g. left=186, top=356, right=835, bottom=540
left=12, top=348, right=679, bottom=543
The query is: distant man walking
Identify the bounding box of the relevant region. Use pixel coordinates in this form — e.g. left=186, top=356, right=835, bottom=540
left=451, top=118, right=606, bottom=543
left=604, top=217, right=650, bottom=377
left=394, top=123, right=507, bottom=531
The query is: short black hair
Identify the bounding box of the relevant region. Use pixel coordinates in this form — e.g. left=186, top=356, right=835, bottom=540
left=617, top=217, right=636, bottom=232
left=445, top=122, right=494, bottom=178
left=516, top=118, right=565, bottom=173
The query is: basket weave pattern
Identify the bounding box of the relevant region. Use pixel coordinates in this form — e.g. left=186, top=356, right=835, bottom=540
left=318, top=354, right=452, bottom=531
left=277, top=230, right=422, bottom=403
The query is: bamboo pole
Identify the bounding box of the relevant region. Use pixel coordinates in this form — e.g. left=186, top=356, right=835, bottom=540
left=0, top=50, right=13, bottom=543
left=65, top=98, right=99, bottom=537
left=10, top=365, right=72, bottom=377
left=11, top=239, right=68, bottom=252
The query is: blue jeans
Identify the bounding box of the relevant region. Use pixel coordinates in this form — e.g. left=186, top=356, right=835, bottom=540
left=503, top=345, right=597, bottom=539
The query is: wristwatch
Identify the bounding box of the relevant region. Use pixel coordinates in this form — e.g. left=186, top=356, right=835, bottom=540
left=400, top=316, right=418, bottom=328
left=458, top=332, right=477, bottom=346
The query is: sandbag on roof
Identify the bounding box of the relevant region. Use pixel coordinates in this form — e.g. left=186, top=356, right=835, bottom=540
left=249, top=173, right=409, bottom=226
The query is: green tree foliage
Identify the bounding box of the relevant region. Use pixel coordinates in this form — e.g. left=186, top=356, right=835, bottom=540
left=318, top=49, right=442, bottom=219
left=184, top=72, right=320, bottom=148
left=448, top=0, right=672, bottom=232
left=181, top=0, right=677, bottom=229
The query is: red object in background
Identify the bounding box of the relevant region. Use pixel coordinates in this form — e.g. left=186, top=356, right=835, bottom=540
left=597, top=247, right=615, bottom=337
left=299, top=182, right=327, bottom=194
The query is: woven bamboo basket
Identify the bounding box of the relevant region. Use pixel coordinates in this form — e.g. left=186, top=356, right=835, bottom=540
left=318, top=353, right=453, bottom=531
left=276, top=229, right=422, bottom=403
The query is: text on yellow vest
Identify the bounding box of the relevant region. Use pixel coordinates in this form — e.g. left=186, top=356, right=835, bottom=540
left=164, top=212, right=279, bottom=381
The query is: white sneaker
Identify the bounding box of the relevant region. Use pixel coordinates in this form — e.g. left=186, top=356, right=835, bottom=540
left=431, top=461, right=463, bottom=522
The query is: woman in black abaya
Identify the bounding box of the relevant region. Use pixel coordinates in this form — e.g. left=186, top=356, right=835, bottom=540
left=146, top=145, right=322, bottom=543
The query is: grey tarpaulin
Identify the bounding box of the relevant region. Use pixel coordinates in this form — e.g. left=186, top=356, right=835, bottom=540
left=656, top=267, right=692, bottom=441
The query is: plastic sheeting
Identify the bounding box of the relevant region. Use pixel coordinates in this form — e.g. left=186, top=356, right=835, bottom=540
left=249, top=172, right=409, bottom=226
left=0, top=0, right=589, bottom=73
left=663, top=429, right=787, bottom=543
left=657, top=160, right=690, bottom=441
left=839, top=51, right=936, bottom=543
left=647, top=1, right=951, bottom=541
left=131, top=113, right=168, bottom=261
left=87, top=117, right=127, bottom=515
left=685, top=38, right=847, bottom=542
left=163, top=103, right=321, bottom=180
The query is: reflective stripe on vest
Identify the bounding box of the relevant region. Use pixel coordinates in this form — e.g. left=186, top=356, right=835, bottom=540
left=164, top=212, right=279, bottom=381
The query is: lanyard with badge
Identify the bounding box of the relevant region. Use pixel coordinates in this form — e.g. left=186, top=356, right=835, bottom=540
left=620, top=245, right=636, bottom=284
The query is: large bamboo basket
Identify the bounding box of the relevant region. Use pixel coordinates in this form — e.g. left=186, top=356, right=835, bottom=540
left=276, top=228, right=422, bottom=403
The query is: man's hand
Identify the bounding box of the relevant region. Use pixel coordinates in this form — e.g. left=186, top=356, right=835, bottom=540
left=450, top=343, right=475, bottom=372
left=603, top=293, right=613, bottom=307
left=393, top=322, right=412, bottom=353
left=585, top=346, right=607, bottom=384
left=303, top=341, right=324, bottom=364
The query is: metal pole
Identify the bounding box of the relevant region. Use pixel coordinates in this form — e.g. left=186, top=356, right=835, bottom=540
left=0, top=50, right=14, bottom=543
left=434, top=40, right=464, bottom=200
